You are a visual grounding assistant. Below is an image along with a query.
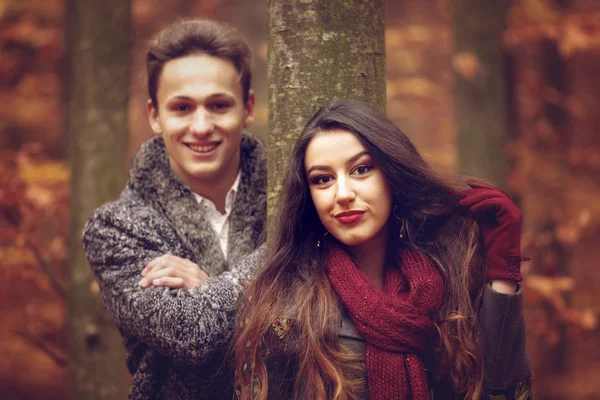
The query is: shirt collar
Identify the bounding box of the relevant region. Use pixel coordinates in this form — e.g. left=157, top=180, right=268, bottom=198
left=193, top=170, right=241, bottom=213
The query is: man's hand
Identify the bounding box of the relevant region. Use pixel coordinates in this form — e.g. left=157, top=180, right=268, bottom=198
left=138, top=254, right=209, bottom=289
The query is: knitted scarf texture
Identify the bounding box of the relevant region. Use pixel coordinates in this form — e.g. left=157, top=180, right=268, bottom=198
left=325, top=242, right=445, bottom=400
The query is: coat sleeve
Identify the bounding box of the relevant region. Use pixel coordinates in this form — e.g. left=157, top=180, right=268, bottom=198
left=478, top=284, right=533, bottom=399
left=82, top=203, right=266, bottom=366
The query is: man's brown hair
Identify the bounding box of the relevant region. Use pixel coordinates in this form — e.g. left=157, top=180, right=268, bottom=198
left=147, top=19, right=252, bottom=108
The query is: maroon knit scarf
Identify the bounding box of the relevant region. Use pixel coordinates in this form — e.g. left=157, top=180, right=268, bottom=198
left=325, top=242, right=445, bottom=400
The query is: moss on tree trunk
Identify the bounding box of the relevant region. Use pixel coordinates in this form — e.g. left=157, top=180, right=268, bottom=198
left=268, top=0, right=386, bottom=214
left=65, top=0, right=130, bottom=398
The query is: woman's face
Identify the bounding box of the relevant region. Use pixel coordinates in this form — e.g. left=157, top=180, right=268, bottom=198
left=304, top=129, right=393, bottom=249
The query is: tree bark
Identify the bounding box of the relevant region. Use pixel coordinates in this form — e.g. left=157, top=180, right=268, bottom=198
left=65, top=0, right=130, bottom=398
left=452, top=0, right=511, bottom=185
left=268, top=0, right=386, bottom=214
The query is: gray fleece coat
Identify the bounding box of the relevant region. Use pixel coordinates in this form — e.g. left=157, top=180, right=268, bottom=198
left=83, top=134, right=267, bottom=400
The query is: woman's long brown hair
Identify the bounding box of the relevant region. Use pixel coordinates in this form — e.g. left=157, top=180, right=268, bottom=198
left=234, top=99, right=489, bottom=399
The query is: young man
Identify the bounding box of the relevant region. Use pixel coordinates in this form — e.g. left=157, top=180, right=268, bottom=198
left=83, top=20, right=266, bottom=399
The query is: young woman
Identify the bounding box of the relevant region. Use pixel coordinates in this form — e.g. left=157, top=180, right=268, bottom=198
left=234, top=99, right=532, bottom=399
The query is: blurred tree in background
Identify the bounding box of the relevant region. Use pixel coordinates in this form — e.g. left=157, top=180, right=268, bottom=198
left=452, top=0, right=511, bottom=184
left=65, top=0, right=131, bottom=398
left=505, top=1, right=600, bottom=398
left=0, top=0, right=599, bottom=399
left=0, top=1, right=69, bottom=398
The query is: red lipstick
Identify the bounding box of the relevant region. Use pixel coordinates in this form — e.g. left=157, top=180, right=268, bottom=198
left=335, top=210, right=365, bottom=224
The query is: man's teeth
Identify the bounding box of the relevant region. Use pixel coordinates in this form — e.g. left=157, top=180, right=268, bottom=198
left=188, top=143, right=218, bottom=152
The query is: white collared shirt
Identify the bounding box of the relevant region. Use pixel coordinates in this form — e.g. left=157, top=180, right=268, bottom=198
left=193, top=171, right=241, bottom=260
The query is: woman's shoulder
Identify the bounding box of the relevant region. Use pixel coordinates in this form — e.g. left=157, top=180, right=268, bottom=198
left=237, top=317, right=296, bottom=399
left=262, top=317, right=296, bottom=355
left=268, top=318, right=292, bottom=342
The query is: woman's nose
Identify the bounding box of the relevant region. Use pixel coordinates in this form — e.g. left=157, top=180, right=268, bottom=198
left=335, top=177, right=355, bottom=203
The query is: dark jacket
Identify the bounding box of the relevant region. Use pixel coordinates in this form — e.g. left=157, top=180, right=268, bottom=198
left=83, top=135, right=267, bottom=400
left=258, top=285, right=532, bottom=399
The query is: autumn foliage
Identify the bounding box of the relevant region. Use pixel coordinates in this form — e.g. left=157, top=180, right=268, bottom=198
left=1, top=0, right=599, bottom=399
left=0, top=146, right=69, bottom=398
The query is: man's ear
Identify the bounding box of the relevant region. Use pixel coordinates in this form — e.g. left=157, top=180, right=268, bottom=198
left=243, top=90, right=256, bottom=129
left=147, top=99, right=162, bottom=134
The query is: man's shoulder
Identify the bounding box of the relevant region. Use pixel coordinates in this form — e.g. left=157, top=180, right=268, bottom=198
left=83, top=189, right=167, bottom=242
left=88, top=188, right=153, bottom=221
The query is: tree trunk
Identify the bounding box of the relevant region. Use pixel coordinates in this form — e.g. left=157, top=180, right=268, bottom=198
left=65, top=0, right=130, bottom=398
left=267, top=0, right=386, bottom=213
left=452, top=0, right=511, bottom=185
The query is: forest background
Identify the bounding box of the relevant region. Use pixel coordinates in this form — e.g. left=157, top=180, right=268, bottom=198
left=0, top=0, right=599, bottom=399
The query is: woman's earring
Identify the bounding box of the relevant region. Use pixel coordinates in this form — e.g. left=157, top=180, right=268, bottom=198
left=393, top=205, right=405, bottom=239
left=393, top=204, right=402, bottom=220
left=317, top=232, right=329, bottom=248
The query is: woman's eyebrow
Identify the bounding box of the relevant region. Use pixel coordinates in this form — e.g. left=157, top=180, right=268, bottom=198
left=347, top=151, right=370, bottom=165
left=306, top=164, right=330, bottom=174
left=306, top=151, right=370, bottom=174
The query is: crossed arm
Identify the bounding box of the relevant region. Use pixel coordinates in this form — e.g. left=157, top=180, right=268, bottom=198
left=138, top=253, right=209, bottom=290
left=83, top=204, right=265, bottom=366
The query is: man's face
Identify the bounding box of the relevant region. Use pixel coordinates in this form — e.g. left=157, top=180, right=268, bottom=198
left=148, top=53, right=255, bottom=187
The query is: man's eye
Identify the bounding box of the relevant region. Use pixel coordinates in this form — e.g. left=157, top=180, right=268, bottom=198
left=174, top=104, right=190, bottom=112
left=312, top=175, right=332, bottom=185
left=212, top=102, right=231, bottom=111
left=353, top=165, right=373, bottom=175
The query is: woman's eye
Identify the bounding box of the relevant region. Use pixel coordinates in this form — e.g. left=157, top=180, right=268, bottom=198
left=312, top=175, right=332, bottom=185
left=353, top=165, right=373, bottom=175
